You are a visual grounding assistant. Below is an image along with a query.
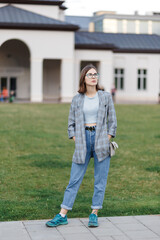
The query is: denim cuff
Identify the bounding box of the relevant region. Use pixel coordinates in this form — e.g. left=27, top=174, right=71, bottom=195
left=60, top=204, right=72, bottom=211
left=91, top=205, right=103, bottom=210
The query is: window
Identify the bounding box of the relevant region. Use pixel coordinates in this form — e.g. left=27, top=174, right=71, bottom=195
left=0, top=77, right=17, bottom=97
left=137, top=69, right=147, bottom=90
left=127, top=20, right=136, bottom=33
left=95, top=20, right=103, bottom=32
left=114, top=68, right=124, bottom=90
left=139, top=21, right=148, bottom=34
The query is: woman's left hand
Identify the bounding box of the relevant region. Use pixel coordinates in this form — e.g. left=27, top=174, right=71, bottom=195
left=108, top=135, right=112, bottom=141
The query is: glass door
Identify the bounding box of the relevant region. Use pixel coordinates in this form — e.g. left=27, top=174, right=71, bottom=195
left=10, top=77, right=17, bottom=97
left=0, top=77, right=17, bottom=97
left=1, top=77, right=7, bottom=91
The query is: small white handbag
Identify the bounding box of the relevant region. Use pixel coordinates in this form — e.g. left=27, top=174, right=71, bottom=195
left=109, top=141, right=118, bottom=157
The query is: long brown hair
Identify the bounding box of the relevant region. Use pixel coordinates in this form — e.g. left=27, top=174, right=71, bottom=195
left=78, top=64, right=104, bottom=94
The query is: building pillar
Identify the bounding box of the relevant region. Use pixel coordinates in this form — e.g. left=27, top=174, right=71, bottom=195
left=135, top=20, right=140, bottom=34
left=148, top=21, right=152, bottom=34
left=60, top=58, right=74, bottom=102
left=30, top=58, right=43, bottom=102
left=99, top=53, right=113, bottom=93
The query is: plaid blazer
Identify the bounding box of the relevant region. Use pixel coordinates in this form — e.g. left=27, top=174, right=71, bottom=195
left=68, top=90, right=117, bottom=164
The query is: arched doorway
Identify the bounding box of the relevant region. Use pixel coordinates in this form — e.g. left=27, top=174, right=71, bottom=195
left=0, top=39, right=30, bottom=100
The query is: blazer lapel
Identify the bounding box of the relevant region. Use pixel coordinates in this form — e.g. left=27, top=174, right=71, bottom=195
left=98, top=91, right=106, bottom=124
left=95, top=91, right=106, bottom=144
left=77, top=93, right=86, bottom=148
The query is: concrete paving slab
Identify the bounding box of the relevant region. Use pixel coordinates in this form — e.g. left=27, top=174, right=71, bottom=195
left=89, top=226, right=124, bottom=237
left=112, top=236, right=130, bottom=240
left=27, top=231, right=63, bottom=240
left=0, top=221, right=30, bottom=240
left=25, top=223, right=58, bottom=233
left=23, top=220, right=49, bottom=225
left=126, top=239, right=160, bottom=240
left=63, top=232, right=97, bottom=240
left=135, top=215, right=160, bottom=220
left=66, top=218, right=84, bottom=227
left=0, top=215, right=159, bottom=240
left=146, top=225, right=160, bottom=235
left=134, top=215, right=160, bottom=225
left=107, top=216, right=139, bottom=224
left=57, top=225, right=89, bottom=234
left=124, top=229, right=159, bottom=239
left=0, top=221, right=25, bottom=229
left=116, top=223, right=149, bottom=231
left=0, top=226, right=30, bottom=240
left=95, top=236, right=114, bottom=240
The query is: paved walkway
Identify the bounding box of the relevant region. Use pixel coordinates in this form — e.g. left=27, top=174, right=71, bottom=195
left=0, top=215, right=160, bottom=240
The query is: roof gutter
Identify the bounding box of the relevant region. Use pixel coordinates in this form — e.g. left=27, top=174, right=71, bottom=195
left=0, top=22, right=79, bottom=31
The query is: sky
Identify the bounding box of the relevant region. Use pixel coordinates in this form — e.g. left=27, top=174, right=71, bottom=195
left=65, top=0, right=160, bottom=16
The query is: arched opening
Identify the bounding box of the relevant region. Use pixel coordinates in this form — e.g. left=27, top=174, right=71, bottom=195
left=0, top=39, right=30, bottom=101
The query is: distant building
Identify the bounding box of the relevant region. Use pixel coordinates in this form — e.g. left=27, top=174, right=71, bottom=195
left=0, top=1, right=160, bottom=103
left=66, top=10, right=160, bottom=35
left=65, top=15, right=92, bottom=32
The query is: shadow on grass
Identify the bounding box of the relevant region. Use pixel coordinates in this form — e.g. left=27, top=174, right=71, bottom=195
left=145, top=166, right=160, bottom=173
left=17, top=154, right=71, bottom=168
left=23, top=188, right=61, bottom=198
left=154, top=135, right=160, bottom=138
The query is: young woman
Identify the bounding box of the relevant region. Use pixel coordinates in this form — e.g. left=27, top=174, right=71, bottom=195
left=46, top=64, right=117, bottom=228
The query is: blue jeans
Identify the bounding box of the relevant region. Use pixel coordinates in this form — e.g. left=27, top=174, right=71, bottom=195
left=61, top=125, right=111, bottom=210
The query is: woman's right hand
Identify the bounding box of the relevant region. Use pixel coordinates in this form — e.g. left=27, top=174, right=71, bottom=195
left=73, top=136, right=75, bottom=142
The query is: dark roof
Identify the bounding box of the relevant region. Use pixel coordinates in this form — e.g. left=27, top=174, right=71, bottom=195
left=0, top=0, right=64, bottom=5
left=60, top=5, right=67, bottom=10
left=65, top=15, right=92, bottom=31
left=75, top=31, right=160, bottom=53
left=0, top=5, right=79, bottom=31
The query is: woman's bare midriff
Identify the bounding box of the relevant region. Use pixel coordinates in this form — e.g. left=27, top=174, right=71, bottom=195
left=84, top=123, right=96, bottom=126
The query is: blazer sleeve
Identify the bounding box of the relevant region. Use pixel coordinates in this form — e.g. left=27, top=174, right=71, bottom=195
left=107, top=93, right=117, bottom=138
left=68, top=97, right=75, bottom=139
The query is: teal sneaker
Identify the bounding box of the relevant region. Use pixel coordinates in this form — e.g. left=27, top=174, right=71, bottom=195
left=88, top=213, right=99, bottom=227
left=46, top=214, right=68, bottom=227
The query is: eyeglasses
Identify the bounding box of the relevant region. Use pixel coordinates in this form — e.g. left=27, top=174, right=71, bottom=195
left=85, top=73, right=99, bottom=79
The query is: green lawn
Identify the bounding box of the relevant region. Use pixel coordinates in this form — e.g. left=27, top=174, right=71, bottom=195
left=0, top=103, right=159, bottom=221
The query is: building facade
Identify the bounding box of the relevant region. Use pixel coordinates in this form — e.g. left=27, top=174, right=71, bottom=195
left=0, top=1, right=160, bottom=103
left=66, top=10, right=160, bottom=35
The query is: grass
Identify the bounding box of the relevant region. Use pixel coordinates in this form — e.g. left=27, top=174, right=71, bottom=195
left=0, top=103, right=160, bottom=221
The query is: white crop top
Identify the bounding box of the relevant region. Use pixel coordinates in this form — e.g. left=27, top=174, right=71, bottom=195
left=83, top=92, right=99, bottom=124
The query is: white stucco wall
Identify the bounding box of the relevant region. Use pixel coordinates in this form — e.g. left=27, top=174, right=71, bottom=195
left=0, top=29, right=75, bottom=102
left=0, top=30, right=74, bottom=59
left=17, top=68, right=30, bottom=99
left=75, top=50, right=160, bottom=103
left=59, top=9, right=65, bottom=21
left=114, top=53, right=160, bottom=102
left=43, top=59, right=61, bottom=100
left=0, top=4, right=6, bottom=8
